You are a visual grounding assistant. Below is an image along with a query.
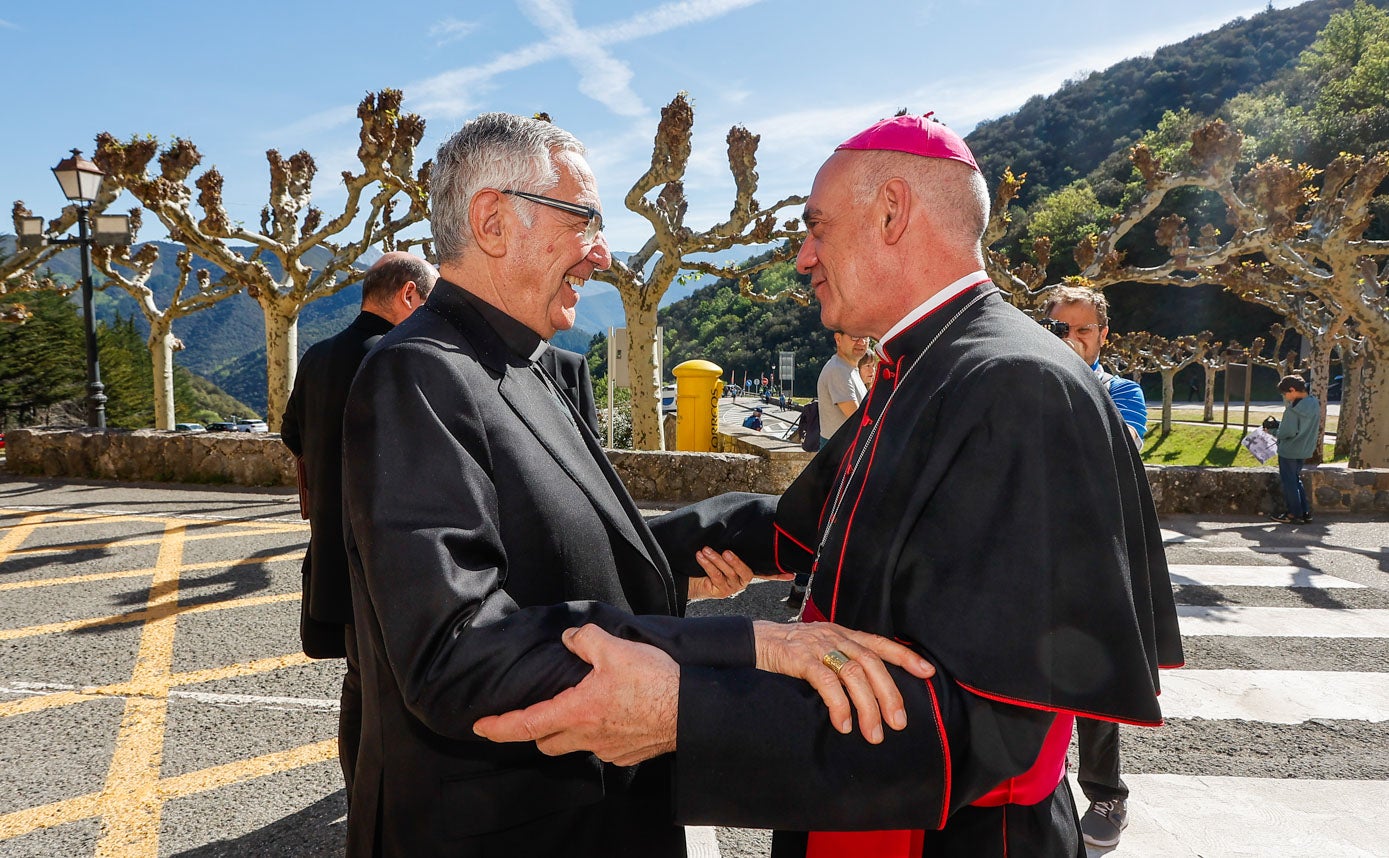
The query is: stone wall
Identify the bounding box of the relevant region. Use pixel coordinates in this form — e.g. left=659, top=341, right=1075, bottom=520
left=5, top=427, right=1387, bottom=515
left=6, top=427, right=296, bottom=487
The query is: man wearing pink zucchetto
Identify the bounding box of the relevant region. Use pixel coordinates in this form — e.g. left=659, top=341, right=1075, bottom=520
left=476, top=114, right=1183, bottom=857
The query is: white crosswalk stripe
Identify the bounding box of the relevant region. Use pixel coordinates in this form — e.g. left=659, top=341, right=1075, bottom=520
left=1177, top=605, right=1389, bottom=637
left=1078, top=527, right=1389, bottom=857
left=1168, top=563, right=1365, bottom=589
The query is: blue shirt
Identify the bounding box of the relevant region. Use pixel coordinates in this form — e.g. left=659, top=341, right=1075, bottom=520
left=1093, top=361, right=1147, bottom=442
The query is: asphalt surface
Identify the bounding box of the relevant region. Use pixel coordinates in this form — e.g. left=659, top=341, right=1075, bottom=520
left=0, top=474, right=1385, bottom=857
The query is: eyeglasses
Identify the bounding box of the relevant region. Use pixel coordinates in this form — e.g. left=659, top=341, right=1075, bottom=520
left=502, top=189, right=604, bottom=243
left=1039, top=318, right=1102, bottom=338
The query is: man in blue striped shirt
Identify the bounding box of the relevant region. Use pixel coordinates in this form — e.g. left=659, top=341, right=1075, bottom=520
left=1040, top=284, right=1148, bottom=847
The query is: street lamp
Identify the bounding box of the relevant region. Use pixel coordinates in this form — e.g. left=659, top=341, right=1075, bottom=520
left=18, top=150, right=132, bottom=428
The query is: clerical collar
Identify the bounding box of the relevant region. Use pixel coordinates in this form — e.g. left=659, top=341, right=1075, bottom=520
left=878, top=270, right=990, bottom=361
left=453, top=284, right=549, bottom=362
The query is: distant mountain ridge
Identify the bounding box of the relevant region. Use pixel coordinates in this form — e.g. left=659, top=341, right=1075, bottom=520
left=966, top=0, right=1385, bottom=207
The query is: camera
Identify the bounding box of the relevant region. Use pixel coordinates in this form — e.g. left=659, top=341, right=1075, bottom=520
left=1038, top=317, right=1070, bottom=338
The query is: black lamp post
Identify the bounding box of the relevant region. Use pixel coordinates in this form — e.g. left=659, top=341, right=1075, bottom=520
left=16, top=150, right=132, bottom=429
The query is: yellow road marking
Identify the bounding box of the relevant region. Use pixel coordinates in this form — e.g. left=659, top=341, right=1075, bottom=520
left=0, top=791, right=104, bottom=841
left=0, top=592, right=301, bottom=642
left=0, top=507, right=330, bottom=852
left=94, top=521, right=185, bottom=858
left=156, top=739, right=337, bottom=798
left=0, top=552, right=303, bottom=593
left=0, top=739, right=336, bottom=843
left=0, top=511, right=46, bottom=563
left=170, top=651, right=315, bottom=686
left=7, top=526, right=306, bottom=557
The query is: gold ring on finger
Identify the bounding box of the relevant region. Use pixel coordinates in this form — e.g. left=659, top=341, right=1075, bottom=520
left=822, top=649, right=851, bottom=674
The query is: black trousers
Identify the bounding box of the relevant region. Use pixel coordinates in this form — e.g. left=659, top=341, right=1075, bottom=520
left=1076, top=718, right=1128, bottom=803
left=341, top=623, right=362, bottom=804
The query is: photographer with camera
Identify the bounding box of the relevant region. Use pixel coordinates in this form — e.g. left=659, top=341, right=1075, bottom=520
left=1042, top=287, right=1147, bottom=450
left=1039, top=285, right=1148, bottom=848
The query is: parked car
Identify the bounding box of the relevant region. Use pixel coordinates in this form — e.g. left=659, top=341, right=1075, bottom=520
left=724, top=384, right=742, bottom=398
left=205, top=422, right=238, bottom=432
left=660, top=384, right=677, bottom=414
left=174, top=423, right=206, bottom=433
left=0, top=432, right=5, bottom=450
left=234, top=419, right=269, bottom=433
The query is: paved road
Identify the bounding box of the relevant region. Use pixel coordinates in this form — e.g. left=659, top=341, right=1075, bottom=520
left=0, top=475, right=1384, bottom=857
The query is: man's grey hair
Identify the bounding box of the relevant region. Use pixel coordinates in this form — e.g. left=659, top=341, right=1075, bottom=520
left=1042, top=284, right=1110, bottom=327
left=431, top=113, right=587, bottom=263
left=851, top=151, right=990, bottom=252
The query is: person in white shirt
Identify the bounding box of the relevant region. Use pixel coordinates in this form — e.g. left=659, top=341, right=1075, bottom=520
left=816, top=330, right=869, bottom=448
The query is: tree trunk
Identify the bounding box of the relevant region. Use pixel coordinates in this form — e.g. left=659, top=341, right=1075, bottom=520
left=1160, top=370, right=1176, bottom=433
left=1334, top=346, right=1362, bottom=461
left=263, top=304, right=299, bottom=433
left=1306, top=338, right=1337, bottom=466
left=623, top=299, right=664, bottom=451
left=147, top=316, right=177, bottom=431
left=1203, top=366, right=1218, bottom=422
left=1347, top=346, right=1387, bottom=469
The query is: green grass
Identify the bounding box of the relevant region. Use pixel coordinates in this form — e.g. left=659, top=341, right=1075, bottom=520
left=1141, top=422, right=1338, bottom=467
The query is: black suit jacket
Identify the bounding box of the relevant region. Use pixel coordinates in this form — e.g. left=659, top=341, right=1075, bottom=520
left=281, top=310, right=393, bottom=658
left=538, top=344, right=600, bottom=436
left=340, top=279, right=760, bottom=857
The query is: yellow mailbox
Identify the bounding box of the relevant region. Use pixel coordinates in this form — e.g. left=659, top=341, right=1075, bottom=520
left=672, top=360, right=724, bottom=452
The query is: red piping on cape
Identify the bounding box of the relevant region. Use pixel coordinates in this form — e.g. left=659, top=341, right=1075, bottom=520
left=958, top=681, right=1165, bottom=728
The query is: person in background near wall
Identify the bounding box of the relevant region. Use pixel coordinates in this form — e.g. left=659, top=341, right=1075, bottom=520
left=280, top=251, right=438, bottom=805
left=742, top=406, right=764, bottom=431
left=538, top=344, right=600, bottom=436
left=816, top=330, right=869, bottom=449
left=1270, top=375, right=1320, bottom=524
left=857, top=350, right=880, bottom=392
left=1043, top=285, right=1147, bottom=449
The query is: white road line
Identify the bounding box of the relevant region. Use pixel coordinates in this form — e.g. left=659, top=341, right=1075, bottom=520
left=685, top=826, right=722, bottom=858
left=1177, top=605, right=1389, bottom=637
left=0, top=681, right=340, bottom=713
left=1168, top=564, right=1364, bottom=589
left=1159, top=670, right=1389, bottom=723
left=1069, top=774, right=1389, bottom=858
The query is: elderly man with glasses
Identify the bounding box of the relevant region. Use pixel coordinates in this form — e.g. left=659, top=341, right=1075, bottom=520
left=339, top=113, right=929, bottom=858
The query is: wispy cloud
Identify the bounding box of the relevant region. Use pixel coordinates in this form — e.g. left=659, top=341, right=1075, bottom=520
left=429, top=17, right=480, bottom=47
left=267, top=0, right=766, bottom=138
left=0, top=18, right=18, bottom=29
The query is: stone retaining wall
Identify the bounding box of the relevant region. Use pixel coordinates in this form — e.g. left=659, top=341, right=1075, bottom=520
left=6, top=427, right=1387, bottom=515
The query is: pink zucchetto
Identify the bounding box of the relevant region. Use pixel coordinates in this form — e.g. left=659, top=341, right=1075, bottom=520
left=835, top=112, right=979, bottom=172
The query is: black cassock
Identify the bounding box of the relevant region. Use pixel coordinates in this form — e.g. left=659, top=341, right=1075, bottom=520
left=674, top=285, right=1182, bottom=858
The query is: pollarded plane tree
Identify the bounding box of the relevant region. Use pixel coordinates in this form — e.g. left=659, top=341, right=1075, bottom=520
left=983, top=168, right=1060, bottom=313
left=89, top=216, right=242, bottom=429
left=2, top=196, right=119, bottom=323
left=592, top=93, right=805, bottom=450
left=92, top=89, right=430, bottom=431
left=1062, top=120, right=1389, bottom=468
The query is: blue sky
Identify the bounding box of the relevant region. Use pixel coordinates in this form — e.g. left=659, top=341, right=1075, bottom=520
left=1, top=0, right=1310, bottom=254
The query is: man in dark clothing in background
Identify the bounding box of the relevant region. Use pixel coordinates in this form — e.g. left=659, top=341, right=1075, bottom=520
left=280, top=250, right=437, bottom=801
left=539, top=344, right=600, bottom=436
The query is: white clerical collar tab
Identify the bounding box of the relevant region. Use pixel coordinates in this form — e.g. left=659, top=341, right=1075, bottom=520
left=879, top=271, right=990, bottom=360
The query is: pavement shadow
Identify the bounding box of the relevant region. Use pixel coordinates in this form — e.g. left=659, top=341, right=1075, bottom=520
left=171, top=791, right=347, bottom=857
